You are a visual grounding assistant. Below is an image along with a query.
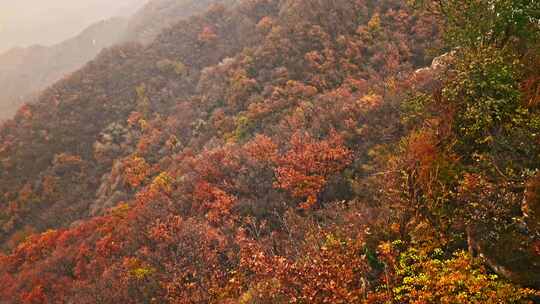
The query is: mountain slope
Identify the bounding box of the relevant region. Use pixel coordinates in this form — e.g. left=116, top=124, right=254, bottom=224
left=0, top=0, right=538, bottom=303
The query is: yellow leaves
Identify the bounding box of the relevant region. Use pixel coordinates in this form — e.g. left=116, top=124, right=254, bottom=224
left=322, top=233, right=345, bottom=251
left=357, top=94, right=383, bottom=112
left=150, top=172, right=173, bottom=195
left=131, top=267, right=155, bottom=280
left=156, top=59, right=187, bottom=76
left=135, top=84, right=151, bottom=117
left=124, top=257, right=155, bottom=280
left=367, top=13, right=381, bottom=32
left=225, top=68, right=259, bottom=111
left=138, top=118, right=149, bottom=131
left=127, top=111, right=143, bottom=127
left=229, top=115, right=253, bottom=143
left=392, top=249, right=538, bottom=304
left=378, top=241, right=393, bottom=257
left=238, top=290, right=253, bottom=304
left=109, top=203, right=130, bottom=218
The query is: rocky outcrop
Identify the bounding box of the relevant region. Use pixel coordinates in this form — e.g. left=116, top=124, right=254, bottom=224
left=90, top=122, right=136, bottom=216
left=90, top=161, right=129, bottom=216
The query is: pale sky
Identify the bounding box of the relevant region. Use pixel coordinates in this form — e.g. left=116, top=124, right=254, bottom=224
left=0, top=0, right=147, bottom=52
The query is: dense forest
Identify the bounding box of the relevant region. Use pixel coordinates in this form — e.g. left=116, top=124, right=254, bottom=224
left=0, top=0, right=539, bottom=303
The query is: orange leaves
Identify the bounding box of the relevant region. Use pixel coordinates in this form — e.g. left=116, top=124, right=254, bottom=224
left=282, top=131, right=351, bottom=176
left=520, top=53, right=540, bottom=107
left=402, top=129, right=440, bottom=191
left=236, top=233, right=370, bottom=303
left=53, top=153, right=82, bottom=165
left=404, top=130, right=437, bottom=167
left=274, top=131, right=352, bottom=208
left=357, top=94, right=383, bottom=113
left=274, top=167, right=326, bottom=208
left=17, top=183, right=35, bottom=204
left=122, top=156, right=150, bottom=188
left=244, top=134, right=278, bottom=164
left=285, top=80, right=319, bottom=98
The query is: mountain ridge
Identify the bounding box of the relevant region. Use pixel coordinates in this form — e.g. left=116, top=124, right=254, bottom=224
left=0, top=0, right=226, bottom=120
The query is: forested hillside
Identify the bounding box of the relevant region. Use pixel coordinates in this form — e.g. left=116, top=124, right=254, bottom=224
left=0, top=0, right=538, bottom=303
left=0, top=0, right=223, bottom=120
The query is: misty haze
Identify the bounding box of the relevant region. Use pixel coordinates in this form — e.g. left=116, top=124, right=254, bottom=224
left=0, top=0, right=146, bottom=52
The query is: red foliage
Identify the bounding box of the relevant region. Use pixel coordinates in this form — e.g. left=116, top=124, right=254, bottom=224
left=274, top=131, right=352, bottom=208
left=122, top=156, right=150, bottom=188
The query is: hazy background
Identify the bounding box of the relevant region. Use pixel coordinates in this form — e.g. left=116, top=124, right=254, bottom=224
left=0, top=0, right=147, bottom=52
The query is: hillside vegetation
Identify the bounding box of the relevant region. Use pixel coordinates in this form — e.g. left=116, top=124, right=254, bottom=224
left=0, top=0, right=538, bottom=303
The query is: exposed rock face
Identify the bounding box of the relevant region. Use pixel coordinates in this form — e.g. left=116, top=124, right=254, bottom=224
left=410, top=50, right=455, bottom=91
left=90, top=122, right=136, bottom=216
left=93, top=122, right=136, bottom=163
left=90, top=161, right=129, bottom=216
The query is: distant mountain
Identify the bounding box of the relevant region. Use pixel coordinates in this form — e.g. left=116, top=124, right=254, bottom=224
left=0, top=0, right=224, bottom=120
left=0, top=18, right=129, bottom=119
left=123, top=0, right=231, bottom=44
left=0, top=0, right=148, bottom=53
